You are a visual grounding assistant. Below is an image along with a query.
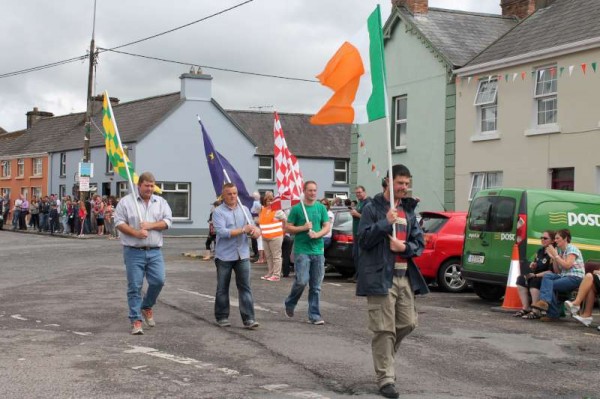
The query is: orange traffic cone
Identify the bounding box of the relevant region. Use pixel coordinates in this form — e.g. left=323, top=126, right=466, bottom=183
left=500, top=244, right=523, bottom=311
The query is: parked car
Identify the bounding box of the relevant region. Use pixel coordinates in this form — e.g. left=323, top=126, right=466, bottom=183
left=414, top=211, right=468, bottom=293
left=324, top=208, right=354, bottom=277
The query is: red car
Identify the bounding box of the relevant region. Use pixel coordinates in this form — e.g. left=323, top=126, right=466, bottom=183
left=414, top=211, right=468, bottom=293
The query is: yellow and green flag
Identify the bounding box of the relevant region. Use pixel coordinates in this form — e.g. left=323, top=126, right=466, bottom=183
left=101, top=92, right=161, bottom=192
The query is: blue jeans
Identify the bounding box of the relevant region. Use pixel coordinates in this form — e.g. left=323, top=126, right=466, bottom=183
left=215, top=258, right=255, bottom=323
left=123, top=247, right=165, bottom=323
left=285, top=254, right=325, bottom=322
left=39, top=213, right=48, bottom=231
left=539, top=273, right=582, bottom=318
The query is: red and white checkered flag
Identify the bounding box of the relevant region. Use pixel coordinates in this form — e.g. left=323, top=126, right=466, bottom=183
left=273, top=112, right=303, bottom=210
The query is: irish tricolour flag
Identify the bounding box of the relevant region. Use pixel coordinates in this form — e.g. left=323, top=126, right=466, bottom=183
left=311, top=5, right=386, bottom=125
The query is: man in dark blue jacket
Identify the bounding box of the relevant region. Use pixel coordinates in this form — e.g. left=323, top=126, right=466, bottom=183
left=357, top=164, right=429, bottom=399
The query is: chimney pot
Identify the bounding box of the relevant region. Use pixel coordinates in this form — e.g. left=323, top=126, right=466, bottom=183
left=26, top=107, right=54, bottom=129
left=501, top=0, right=537, bottom=19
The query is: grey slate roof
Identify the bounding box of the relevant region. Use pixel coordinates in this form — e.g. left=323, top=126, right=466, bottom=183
left=1, top=94, right=350, bottom=160
left=225, top=110, right=350, bottom=159
left=389, top=7, right=517, bottom=68
left=467, top=0, right=600, bottom=67
left=0, top=93, right=183, bottom=157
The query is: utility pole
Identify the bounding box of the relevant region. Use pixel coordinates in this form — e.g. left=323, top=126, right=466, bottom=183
left=82, top=0, right=98, bottom=201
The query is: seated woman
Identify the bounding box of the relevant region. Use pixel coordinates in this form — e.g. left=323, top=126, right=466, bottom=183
left=515, top=230, right=555, bottom=319
left=532, top=229, right=585, bottom=321
left=564, top=268, right=600, bottom=328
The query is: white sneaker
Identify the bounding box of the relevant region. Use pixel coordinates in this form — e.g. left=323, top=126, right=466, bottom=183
left=573, top=315, right=593, bottom=327
left=564, top=300, right=580, bottom=316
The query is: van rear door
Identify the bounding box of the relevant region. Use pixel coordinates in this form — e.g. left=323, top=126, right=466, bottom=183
left=463, top=192, right=519, bottom=282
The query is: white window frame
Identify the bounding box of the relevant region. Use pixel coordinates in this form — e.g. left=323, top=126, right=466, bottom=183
left=469, top=171, right=503, bottom=200
left=258, top=156, right=273, bottom=182
left=534, top=66, right=557, bottom=126
left=20, top=187, right=28, bottom=200
left=333, top=160, right=348, bottom=184
left=105, top=154, right=114, bottom=175
left=324, top=191, right=348, bottom=200
left=155, top=182, right=191, bottom=220
left=393, top=95, right=407, bottom=150
left=1, top=187, right=11, bottom=200
left=17, top=158, right=24, bottom=177
left=117, top=182, right=129, bottom=197
left=474, top=78, right=498, bottom=134
left=59, top=153, right=67, bottom=177
left=1, top=160, right=10, bottom=178
left=32, top=187, right=42, bottom=200
left=32, top=158, right=43, bottom=176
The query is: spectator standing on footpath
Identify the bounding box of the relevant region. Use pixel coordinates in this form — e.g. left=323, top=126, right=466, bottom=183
left=114, top=172, right=173, bottom=335
left=0, top=194, right=5, bottom=230
left=19, top=195, right=29, bottom=230
left=357, top=164, right=429, bottom=399
left=284, top=181, right=331, bottom=325
left=349, top=185, right=372, bottom=283
left=212, top=183, right=261, bottom=329
left=38, top=196, right=50, bottom=232
left=202, top=200, right=220, bottom=261
left=77, top=199, right=87, bottom=237
left=259, top=191, right=287, bottom=282
left=104, top=197, right=116, bottom=239
left=11, top=195, right=22, bottom=230
left=29, top=197, right=40, bottom=230
left=48, top=195, right=60, bottom=234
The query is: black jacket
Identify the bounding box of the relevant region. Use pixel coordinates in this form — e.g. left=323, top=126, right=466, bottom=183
left=356, top=192, right=429, bottom=297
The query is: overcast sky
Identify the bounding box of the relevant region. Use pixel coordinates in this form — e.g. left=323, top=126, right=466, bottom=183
left=0, top=0, right=501, bottom=132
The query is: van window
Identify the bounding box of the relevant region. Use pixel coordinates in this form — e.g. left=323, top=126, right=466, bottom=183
left=468, top=196, right=516, bottom=232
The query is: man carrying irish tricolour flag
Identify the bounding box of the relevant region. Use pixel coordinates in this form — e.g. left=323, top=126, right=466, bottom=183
left=310, top=7, right=429, bottom=399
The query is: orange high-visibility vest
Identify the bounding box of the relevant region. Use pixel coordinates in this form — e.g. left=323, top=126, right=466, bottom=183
left=259, top=207, right=284, bottom=239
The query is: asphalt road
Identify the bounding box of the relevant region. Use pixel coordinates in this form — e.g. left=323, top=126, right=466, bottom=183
left=1, top=230, right=599, bottom=399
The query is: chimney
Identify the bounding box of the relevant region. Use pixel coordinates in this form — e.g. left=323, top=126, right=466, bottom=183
left=392, top=0, right=428, bottom=14
left=92, top=94, right=120, bottom=107
left=26, top=107, right=54, bottom=129
left=180, top=72, right=213, bottom=101
left=501, top=0, right=536, bottom=19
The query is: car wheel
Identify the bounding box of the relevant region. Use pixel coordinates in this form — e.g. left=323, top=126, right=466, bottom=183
left=472, top=282, right=504, bottom=302
left=437, top=258, right=468, bottom=293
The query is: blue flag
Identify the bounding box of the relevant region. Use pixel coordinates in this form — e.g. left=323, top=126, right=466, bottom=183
left=199, top=118, right=254, bottom=210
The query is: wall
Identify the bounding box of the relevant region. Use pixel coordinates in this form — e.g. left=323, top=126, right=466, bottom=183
left=0, top=155, right=48, bottom=202
left=455, top=48, right=600, bottom=210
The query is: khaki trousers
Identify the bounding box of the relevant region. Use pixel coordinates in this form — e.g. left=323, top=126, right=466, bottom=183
left=263, top=236, right=283, bottom=278
left=367, top=275, right=417, bottom=388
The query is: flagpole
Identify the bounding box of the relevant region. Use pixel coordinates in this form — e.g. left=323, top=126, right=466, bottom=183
left=223, top=169, right=253, bottom=225
left=382, top=75, right=396, bottom=236
left=105, top=91, right=143, bottom=223
left=281, top=135, right=309, bottom=223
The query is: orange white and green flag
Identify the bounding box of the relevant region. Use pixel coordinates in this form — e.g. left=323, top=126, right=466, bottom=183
left=311, top=5, right=386, bottom=125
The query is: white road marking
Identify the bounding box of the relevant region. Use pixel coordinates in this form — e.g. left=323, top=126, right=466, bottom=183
left=260, top=384, right=330, bottom=399
left=124, top=345, right=240, bottom=376
left=324, top=283, right=342, bottom=287
left=178, top=288, right=277, bottom=314
left=18, top=358, right=26, bottom=361
left=44, top=324, right=60, bottom=327
left=131, top=365, right=148, bottom=370
left=11, top=314, right=27, bottom=321
left=72, top=331, right=92, bottom=336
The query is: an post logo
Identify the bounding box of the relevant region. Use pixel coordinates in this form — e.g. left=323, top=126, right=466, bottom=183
left=549, top=211, right=600, bottom=227
left=494, top=232, right=515, bottom=241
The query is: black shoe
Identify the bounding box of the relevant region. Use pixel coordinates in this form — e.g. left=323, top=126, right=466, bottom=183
left=379, top=383, right=399, bottom=398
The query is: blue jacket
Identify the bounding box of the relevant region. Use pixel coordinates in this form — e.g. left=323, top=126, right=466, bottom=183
left=356, top=193, right=429, bottom=297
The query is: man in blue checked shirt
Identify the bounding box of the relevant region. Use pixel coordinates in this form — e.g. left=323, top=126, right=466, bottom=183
left=212, top=182, right=261, bottom=330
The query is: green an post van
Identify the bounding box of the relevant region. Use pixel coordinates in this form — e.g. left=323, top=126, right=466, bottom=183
left=462, top=188, right=600, bottom=301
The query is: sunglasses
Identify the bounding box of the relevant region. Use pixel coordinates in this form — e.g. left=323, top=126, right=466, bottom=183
left=541, top=237, right=550, bottom=240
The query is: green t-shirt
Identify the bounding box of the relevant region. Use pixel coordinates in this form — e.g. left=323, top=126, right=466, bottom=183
left=288, top=202, right=329, bottom=255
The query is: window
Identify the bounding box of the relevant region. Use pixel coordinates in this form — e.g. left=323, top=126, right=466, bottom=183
left=1, top=160, right=10, bottom=178
left=60, top=153, right=67, bottom=177
left=31, top=187, right=42, bottom=200
left=393, top=95, right=407, bottom=150
left=58, top=185, right=65, bottom=199
left=1, top=188, right=11, bottom=200
left=258, top=157, right=273, bottom=181
left=468, top=196, right=516, bottom=232
left=17, top=159, right=24, bottom=177
left=551, top=167, right=574, bottom=191
left=469, top=171, right=503, bottom=200
left=534, top=66, right=557, bottom=125
left=334, top=160, right=348, bottom=184
left=32, top=158, right=43, bottom=176
left=156, top=182, right=190, bottom=219
left=20, top=187, right=28, bottom=200
left=105, top=154, right=114, bottom=175
left=117, top=182, right=129, bottom=197
left=324, top=191, right=348, bottom=200
left=474, top=79, right=498, bottom=133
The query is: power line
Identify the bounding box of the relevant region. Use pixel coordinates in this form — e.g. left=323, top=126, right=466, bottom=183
left=106, top=0, right=255, bottom=51
left=100, top=48, right=319, bottom=83
left=0, top=0, right=254, bottom=80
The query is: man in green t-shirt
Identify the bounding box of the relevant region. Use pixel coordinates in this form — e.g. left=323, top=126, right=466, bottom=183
left=284, top=181, right=331, bottom=325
